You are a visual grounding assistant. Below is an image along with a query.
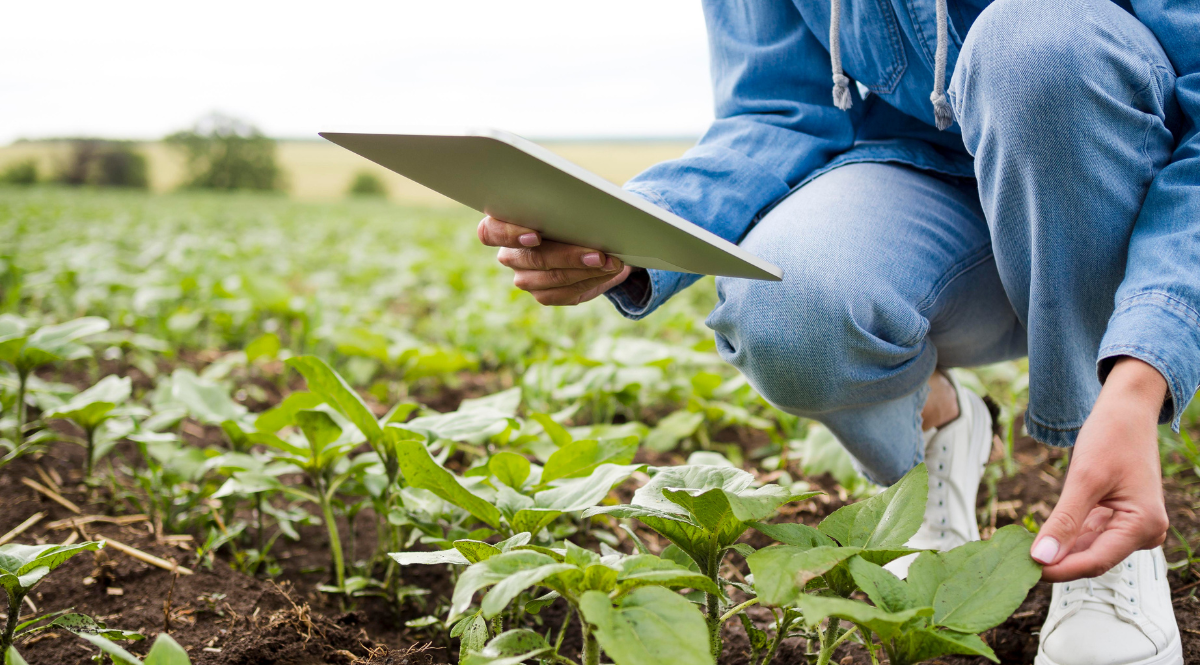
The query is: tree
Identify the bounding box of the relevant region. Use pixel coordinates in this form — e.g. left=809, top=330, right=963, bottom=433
left=165, top=113, right=281, bottom=191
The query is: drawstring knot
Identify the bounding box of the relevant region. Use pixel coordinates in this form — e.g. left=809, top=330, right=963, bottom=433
left=829, top=0, right=955, bottom=129
left=832, top=74, right=853, bottom=110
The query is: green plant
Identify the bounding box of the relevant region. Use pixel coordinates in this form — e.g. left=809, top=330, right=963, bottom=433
left=450, top=541, right=717, bottom=665
left=584, top=464, right=820, bottom=659
left=744, top=464, right=1041, bottom=664
left=348, top=171, right=387, bottom=197
left=165, top=113, right=280, bottom=191
left=0, top=316, right=109, bottom=458
left=68, top=631, right=193, bottom=665
left=46, top=375, right=133, bottom=479
left=258, top=408, right=369, bottom=594
left=0, top=541, right=103, bottom=654
left=0, top=161, right=37, bottom=186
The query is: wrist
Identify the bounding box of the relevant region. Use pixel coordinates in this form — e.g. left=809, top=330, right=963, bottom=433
left=1101, top=356, right=1167, bottom=414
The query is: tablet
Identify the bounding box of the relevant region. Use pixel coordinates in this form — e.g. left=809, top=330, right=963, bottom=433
left=318, top=128, right=782, bottom=281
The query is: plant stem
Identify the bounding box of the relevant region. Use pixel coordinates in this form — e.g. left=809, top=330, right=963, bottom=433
left=719, top=597, right=759, bottom=625
left=705, top=546, right=723, bottom=661
left=319, top=486, right=345, bottom=591
left=14, top=370, right=27, bottom=449
left=1, top=591, right=21, bottom=655
left=581, top=625, right=600, bottom=665
left=554, top=604, right=573, bottom=653
left=757, top=609, right=794, bottom=665
left=255, top=493, right=265, bottom=555
left=815, top=619, right=842, bottom=665
left=84, top=427, right=95, bottom=479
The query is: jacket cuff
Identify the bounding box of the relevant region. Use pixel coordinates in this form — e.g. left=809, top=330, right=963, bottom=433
left=1097, top=291, right=1200, bottom=431
left=604, top=185, right=702, bottom=320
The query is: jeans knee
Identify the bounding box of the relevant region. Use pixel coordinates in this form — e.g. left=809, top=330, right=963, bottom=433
left=708, top=269, right=928, bottom=415
left=951, top=0, right=1167, bottom=142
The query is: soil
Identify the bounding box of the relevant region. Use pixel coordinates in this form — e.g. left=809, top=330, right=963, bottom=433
left=4, top=377, right=1199, bottom=664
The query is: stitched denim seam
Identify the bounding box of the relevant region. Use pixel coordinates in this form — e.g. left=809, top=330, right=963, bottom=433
left=1025, top=411, right=1084, bottom=434
left=625, top=185, right=677, bottom=217
left=904, top=0, right=938, bottom=69
left=869, top=0, right=909, bottom=93
left=1112, top=291, right=1200, bottom=329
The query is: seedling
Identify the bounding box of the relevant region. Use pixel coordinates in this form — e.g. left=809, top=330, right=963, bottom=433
left=449, top=541, right=717, bottom=665
left=45, top=375, right=132, bottom=479
left=745, top=464, right=1041, bottom=664
left=0, top=315, right=109, bottom=454
left=0, top=541, right=103, bottom=654
left=259, top=408, right=370, bottom=594
left=584, top=464, right=820, bottom=659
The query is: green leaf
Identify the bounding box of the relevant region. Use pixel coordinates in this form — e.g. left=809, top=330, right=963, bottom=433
left=143, top=633, right=191, bottom=665
left=452, top=550, right=558, bottom=610
left=583, top=504, right=713, bottom=571
left=254, top=391, right=323, bottom=433
left=461, top=629, right=552, bottom=665
left=746, top=545, right=862, bottom=607
left=644, top=410, right=704, bottom=452
left=488, top=452, right=531, bottom=489
left=286, top=356, right=382, bottom=442
left=531, top=413, right=572, bottom=447
left=47, top=375, right=132, bottom=430
left=906, top=551, right=949, bottom=607
left=45, top=613, right=144, bottom=641
left=896, top=628, right=999, bottom=664
left=5, top=647, right=29, bottom=665
left=389, top=548, right=469, bottom=566
left=452, top=551, right=573, bottom=619
left=662, top=486, right=821, bottom=532
left=541, top=436, right=637, bottom=484
left=75, top=633, right=144, bottom=665
left=615, top=554, right=720, bottom=595
left=394, top=439, right=501, bottom=528
left=632, top=465, right=755, bottom=515
left=510, top=509, right=562, bottom=536
left=748, top=522, right=835, bottom=549
left=533, top=463, right=645, bottom=512
left=25, top=317, right=110, bottom=356
left=580, top=586, right=714, bottom=665
left=454, top=540, right=503, bottom=564
left=455, top=613, right=489, bottom=656
left=793, top=595, right=933, bottom=640
left=168, top=369, right=246, bottom=425
left=0, top=541, right=103, bottom=581
left=294, top=409, right=343, bottom=452
left=245, top=333, right=282, bottom=362
left=847, top=556, right=913, bottom=612
left=931, top=525, right=1041, bottom=633
left=819, top=463, right=927, bottom=548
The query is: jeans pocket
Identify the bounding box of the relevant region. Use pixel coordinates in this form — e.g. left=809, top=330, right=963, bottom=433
left=838, top=0, right=909, bottom=94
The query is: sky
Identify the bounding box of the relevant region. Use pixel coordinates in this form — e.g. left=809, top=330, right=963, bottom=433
left=1, top=1, right=715, bottom=145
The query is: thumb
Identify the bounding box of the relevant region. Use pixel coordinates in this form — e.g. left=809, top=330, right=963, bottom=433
left=1032, top=475, right=1101, bottom=565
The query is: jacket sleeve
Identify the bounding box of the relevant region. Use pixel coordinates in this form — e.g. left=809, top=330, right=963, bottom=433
left=605, top=0, right=857, bottom=319
left=1097, top=1, right=1200, bottom=429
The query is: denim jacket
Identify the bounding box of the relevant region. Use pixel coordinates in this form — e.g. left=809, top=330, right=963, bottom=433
left=606, top=0, right=1200, bottom=422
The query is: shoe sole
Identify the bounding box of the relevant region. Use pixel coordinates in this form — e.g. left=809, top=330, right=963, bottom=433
left=1034, top=631, right=1183, bottom=665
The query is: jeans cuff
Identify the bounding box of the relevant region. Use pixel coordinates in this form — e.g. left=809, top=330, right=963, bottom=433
left=1098, top=291, right=1200, bottom=432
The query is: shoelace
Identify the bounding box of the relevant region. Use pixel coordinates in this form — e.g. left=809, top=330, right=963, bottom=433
left=910, top=431, right=971, bottom=548
left=1060, top=560, right=1141, bottom=618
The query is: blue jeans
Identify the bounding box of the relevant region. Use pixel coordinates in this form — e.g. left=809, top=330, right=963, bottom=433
left=705, top=0, right=1179, bottom=485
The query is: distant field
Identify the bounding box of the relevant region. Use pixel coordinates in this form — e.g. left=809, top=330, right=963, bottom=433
left=0, top=138, right=695, bottom=205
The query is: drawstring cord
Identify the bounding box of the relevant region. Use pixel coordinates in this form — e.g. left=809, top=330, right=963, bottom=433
left=829, top=0, right=955, bottom=129
left=931, top=0, right=954, bottom=129
left=830, top=0, right=853, bottom=110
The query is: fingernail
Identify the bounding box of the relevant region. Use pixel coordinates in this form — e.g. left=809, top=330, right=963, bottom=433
left=1031, top=537, right=1059, bottom=564
left=582, top=253, right=603, bottom=268
left=519, top=233, right=540, bottom=247
left=604, top=257, right=620, bottom=271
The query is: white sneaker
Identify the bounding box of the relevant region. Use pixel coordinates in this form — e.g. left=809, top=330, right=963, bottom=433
left=887, top=373, right=992, bottom=577
left=1037, top=547, right=1182, bottom=665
